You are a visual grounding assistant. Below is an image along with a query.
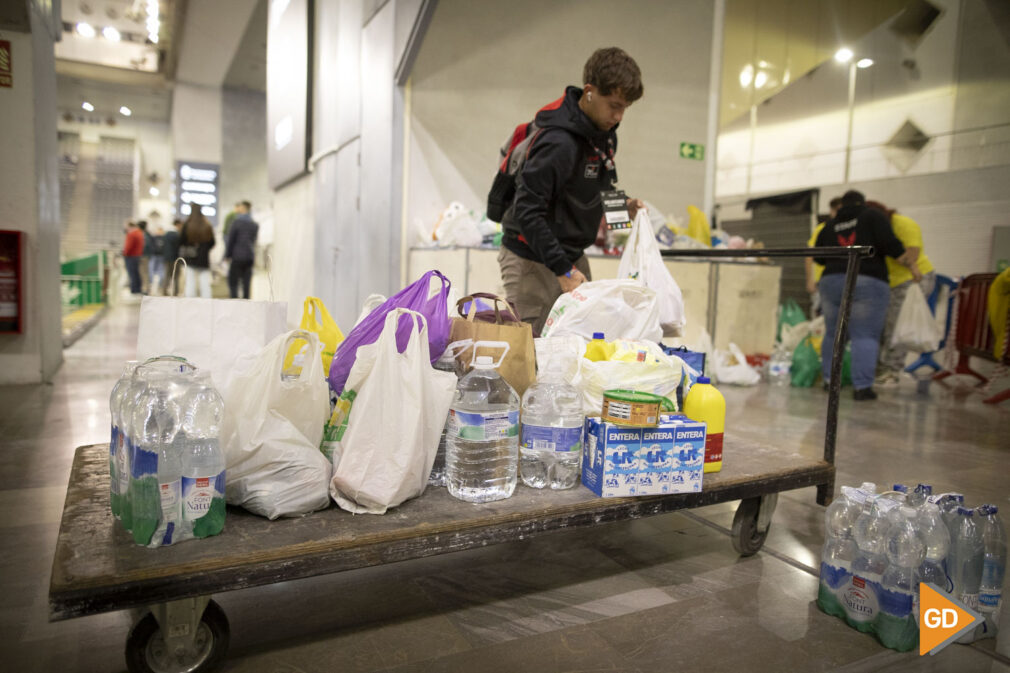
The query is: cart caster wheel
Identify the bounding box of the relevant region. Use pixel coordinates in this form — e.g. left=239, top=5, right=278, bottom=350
left=125, top=599, right=229, bottom=673
left=732, top=497, right=769, bottom=556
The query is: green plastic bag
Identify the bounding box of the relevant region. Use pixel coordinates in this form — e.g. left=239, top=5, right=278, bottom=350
left=841, top=345, right=852, bottom=387
left=778, top=298, right=806, bottom=341
left=790, top=336, right=820, bottom=387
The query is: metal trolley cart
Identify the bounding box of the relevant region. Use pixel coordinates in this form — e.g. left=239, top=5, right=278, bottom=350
left=49, top=247, right=872, bottom=673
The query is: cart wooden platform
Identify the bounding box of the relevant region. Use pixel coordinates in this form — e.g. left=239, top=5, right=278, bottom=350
left=50, top=438, right=832, bottom=672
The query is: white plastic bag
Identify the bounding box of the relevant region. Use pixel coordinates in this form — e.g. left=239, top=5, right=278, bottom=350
left=220, top=330, right=333, bottom=519
left=713, top=343, right=761, bottom=386
left=541, top=279, right=662, bottom=342
left=535, top=337, right=686, bottom=415
left=617, top=211, right=686, bottom=332
left=330, top=309, right=457, bottom=514
left=891, top=283, right=943, bottom=353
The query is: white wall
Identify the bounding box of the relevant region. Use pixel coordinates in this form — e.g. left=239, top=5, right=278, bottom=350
left=172, top=83, right=223, bottom=165
left=0, top=5, right=63, bottom=383
left=221, top=87, right=270, bottom=223
left=715, top=0, right=1010, bottom=278
left=406, top=0, right=717, bottom=234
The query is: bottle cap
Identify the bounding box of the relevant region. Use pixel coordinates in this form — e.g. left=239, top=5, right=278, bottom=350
left=474, top=355, right=494, bottom=368
left=916, top=484, right=932, bottom=495
left=696, top=376, right=711, bottom=384
left=893, top=484, right=908, bottom=493
left=957, top=506, right=973, bottom=516
left=954, top=494, right=965, bottom=503
left=592, top=332, right=605, bottom=340
left=978, top=504, right=998, bottom=515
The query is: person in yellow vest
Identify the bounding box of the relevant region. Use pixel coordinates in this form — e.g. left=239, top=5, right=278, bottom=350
left=867, top=201, right=936, bottom=387
left=805, top=197, right=842, bottom=316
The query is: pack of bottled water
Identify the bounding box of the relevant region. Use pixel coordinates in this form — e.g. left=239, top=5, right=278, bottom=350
left=109, top=358, right=227, bottom=547
left=817, top=482, right=1005, bottom=651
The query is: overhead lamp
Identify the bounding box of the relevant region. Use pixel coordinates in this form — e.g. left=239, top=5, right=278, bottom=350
left=856, top=58, right=874, bottom=69
left=739, top=63, right=754, bottom=88
left=754, top=71, right=768, bottom=89
left=81, top=101, right=94, bottom=112
left=102, top=26, right=121, bottom=42
left=148, top=33, right=159, bottom=44
left=119, top=106, right=132, bottom=117
left=76, top=22, right=96, bottom=38
left=834, top=47, right=854, bottom=64
left=149, top=187, right=160, bottom=197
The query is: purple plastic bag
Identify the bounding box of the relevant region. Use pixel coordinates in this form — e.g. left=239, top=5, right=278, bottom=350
left=328, top=270, right=452, bottom=394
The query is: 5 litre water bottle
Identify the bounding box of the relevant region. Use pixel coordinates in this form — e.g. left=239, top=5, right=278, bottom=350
left=979, top=504, right=1006, bottom=638
left=428, top=347, right=461, bottom=487
left=950, top=507, right=985, bottom=615
left=446, top=350, right=519, bottom=503
left=520, top=363, right=584, bottom=489
left=180, top=372, right=226, bottom=538
left=877, top=505, right=926, bottom=651
left=109, top=361, right=138, bottom=518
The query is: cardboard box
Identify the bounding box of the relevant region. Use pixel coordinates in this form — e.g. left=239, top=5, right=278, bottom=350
left=581, top=414, right=706, bottom=497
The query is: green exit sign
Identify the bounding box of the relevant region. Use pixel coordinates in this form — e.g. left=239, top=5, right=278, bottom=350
left=679, top=142, right=705, bottom=161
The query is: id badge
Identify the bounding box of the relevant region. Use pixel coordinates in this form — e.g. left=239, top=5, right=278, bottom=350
left=602, top=189, right=631, bottom=230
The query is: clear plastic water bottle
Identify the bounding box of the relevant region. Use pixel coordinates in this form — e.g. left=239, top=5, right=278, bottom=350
left=877, top=505, right=926, bottom=651
left=767, top=344, right=792, bottom=386
left=907, top=483, right=931, bottom=507
left=446, top=353, right=519, bottom=503
left=979, top=504, right=1006, bottom=638
left=938, top=493, right=965, bottom=540
left=950, top=506, right=985, bottom=614
left=130, top=370, right=177, bottom=545
left=109, top=361, right=138, bottom=518
left=519, top=362, right=583, bottom=490
left=916, top=499, right=952, bottom=593
left=429, top=347, right=462, bottom=487
left=149, top=373, right=190, bottom=546
left=847, top=494, right=896, bottom=625
left=180, top=372, right=226, bottom=538
left=818, top=485, right=866, bottom=618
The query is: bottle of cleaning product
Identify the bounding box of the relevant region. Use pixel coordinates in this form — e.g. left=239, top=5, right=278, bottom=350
left=682, top=376, right=725, bottom=473
left=446, top=350, right=520, bottom=503
left=584, top=332, right=615, bottom=362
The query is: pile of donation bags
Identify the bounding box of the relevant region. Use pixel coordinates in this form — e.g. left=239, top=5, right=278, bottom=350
left=112, top=212, right=725, bottom=543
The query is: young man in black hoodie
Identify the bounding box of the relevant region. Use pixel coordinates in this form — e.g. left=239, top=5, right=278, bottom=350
left=498, top=47, right=644, bottom=336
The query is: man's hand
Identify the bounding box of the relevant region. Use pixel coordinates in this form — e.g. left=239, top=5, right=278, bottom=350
left=911, top=266, right=923, bottom=282
left=558, top=267, right=587, bottom=293
left=627, top=198, right=646, bottom=221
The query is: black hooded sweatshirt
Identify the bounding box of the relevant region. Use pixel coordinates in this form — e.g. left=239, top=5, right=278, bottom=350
left=501, top=86, right=618, bottom=276
left=814, top=203, right=905, bottom=282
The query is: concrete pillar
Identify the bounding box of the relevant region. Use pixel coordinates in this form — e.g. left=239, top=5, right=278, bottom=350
left=0, top=3, right=63, bottom=383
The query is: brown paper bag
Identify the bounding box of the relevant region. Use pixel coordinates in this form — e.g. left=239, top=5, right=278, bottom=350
left=449, top=294, right=536, bottom=396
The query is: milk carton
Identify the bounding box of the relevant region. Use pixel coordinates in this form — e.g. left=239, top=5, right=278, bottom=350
left=582, top=414, right=706, bottom=497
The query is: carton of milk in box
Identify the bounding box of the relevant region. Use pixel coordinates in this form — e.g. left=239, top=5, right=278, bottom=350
left=581, top=414, right=706, bottom=497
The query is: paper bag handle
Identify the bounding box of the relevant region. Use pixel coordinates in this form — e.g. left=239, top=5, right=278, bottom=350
left=456, top=293, right=519, bottom=323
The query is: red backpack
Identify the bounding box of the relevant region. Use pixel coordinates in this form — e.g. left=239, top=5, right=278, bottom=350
left=485, top=120, right=544, bottom=223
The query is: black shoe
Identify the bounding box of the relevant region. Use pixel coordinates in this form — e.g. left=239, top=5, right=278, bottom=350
left=853, top=387, right=877, bottom=401
left=822, top=382, right=829, bottom=391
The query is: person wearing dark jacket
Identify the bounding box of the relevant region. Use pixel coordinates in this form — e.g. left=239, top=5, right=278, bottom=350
left=161, top=219, right=182, bottom=295
left=498, top=47, right=644, bottom=336
left=179, top=206, right=216, bottom=298
left=225, top=201, right=259, bottom=299
left=814, top=190, right=919, bottom=400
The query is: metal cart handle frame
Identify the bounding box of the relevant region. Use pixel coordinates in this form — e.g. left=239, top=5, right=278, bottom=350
left=660, top=245, right=873, bottom=506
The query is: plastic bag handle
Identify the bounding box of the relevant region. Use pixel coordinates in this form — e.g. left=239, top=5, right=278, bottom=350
left=281, top=329, right=320, bottom=382
left=470, top=340, right=510, bottom=369
left=168, top=258, right=187, bottom=296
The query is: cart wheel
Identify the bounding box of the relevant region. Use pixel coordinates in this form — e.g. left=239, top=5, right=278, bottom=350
left=732, top=498, right=769, bottom=556
left=125, top=600, right=229, bottom=673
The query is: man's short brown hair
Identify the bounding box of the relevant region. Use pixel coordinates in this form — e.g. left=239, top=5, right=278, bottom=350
left=583, top=47, right=643, bottom=103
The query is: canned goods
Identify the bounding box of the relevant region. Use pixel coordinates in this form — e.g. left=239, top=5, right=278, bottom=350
left=601, top=389, right=666, bottom=427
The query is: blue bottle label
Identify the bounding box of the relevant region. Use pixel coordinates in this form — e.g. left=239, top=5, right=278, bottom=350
left=520, top=424, right=582, bottom=452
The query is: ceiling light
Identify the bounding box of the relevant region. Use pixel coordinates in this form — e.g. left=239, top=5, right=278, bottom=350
left=81, top=101, right=94, bottom=112
left=149, top=187, right=160, bottom=197
left=856, top=58, right=874, bottom=69
left=739, top=64, right=754, bottom=88
left=834, top=47, right=854, bottom=63
left=149, top=33, right=159, bottom=44
left=102, top=26, right=121, bottom=42
left=119, top=106, right=132, bottom=116
left=754, top=71, right=768, bottom=89
left=76, top=22, right=96, bottom=38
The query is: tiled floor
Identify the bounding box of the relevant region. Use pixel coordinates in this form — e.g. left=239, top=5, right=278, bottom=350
left=2, top=303, right=1008, bottom=672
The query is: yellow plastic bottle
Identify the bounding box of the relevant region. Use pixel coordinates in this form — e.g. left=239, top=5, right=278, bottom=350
left=683, top=376, right=725, bottom=473
left=584, top=332, right=616, bottom=362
